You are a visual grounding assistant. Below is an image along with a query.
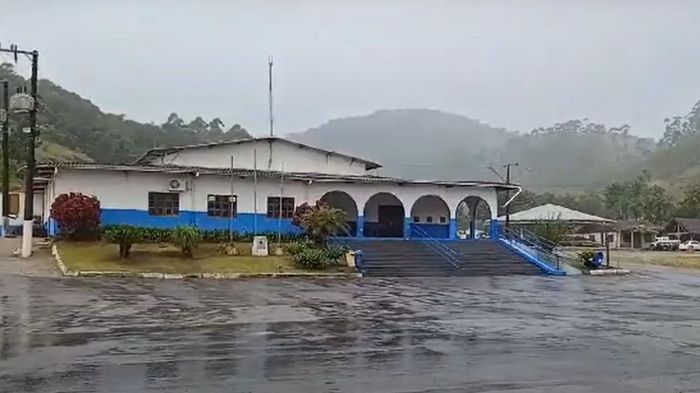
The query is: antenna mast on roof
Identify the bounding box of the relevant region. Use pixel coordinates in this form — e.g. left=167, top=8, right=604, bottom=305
left=268, top=55, right=274, bottom=137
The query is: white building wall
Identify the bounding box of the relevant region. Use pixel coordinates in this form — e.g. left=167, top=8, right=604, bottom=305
left=193, top=174, right=311, bottom=214
left=410, top=196, right=451, bottom=223
left=43, top=168, right=500, bottom=238
left=52, top=170, right=195, bottom=210
left=148, top=139, right=370, bottom=176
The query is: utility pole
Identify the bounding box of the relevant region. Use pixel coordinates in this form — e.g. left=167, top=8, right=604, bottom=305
left=504, top=162, right=518, bottom=229
left=229, top=155, right=235, bottom=243
left=268, top=55, right=274, bottom=137
left=0, top=45, right=39, bottom=257
left=1, top=80, right=8, bottom=237
left=22, top=50, right=38, bottom=257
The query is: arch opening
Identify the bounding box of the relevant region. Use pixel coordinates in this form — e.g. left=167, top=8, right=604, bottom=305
left=319, top=191, right=358, bottom=237
left=363, top=192, right=405, bottom=238
left=456, top=196, right=492, bottom=239
left=409, top=195, right=450, bottom=238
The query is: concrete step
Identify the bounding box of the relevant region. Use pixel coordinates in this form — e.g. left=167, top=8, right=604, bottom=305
left=342, top=239, right=543, bottom=277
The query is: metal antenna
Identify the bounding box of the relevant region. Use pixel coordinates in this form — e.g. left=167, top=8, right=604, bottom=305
left=268, top=55, right=274, bottom=137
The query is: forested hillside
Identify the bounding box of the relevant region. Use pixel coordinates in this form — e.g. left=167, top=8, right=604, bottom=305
left=289, top=109, right=512, bottom=180
left=0, top=63, right=251, bottom=167
left=290, top=110, right=655, bottom=193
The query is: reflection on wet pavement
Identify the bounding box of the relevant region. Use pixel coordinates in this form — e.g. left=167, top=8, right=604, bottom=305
left=2, top=267, right=700, bottom=392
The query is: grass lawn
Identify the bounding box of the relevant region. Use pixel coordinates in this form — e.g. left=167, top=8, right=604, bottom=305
left=57, top=241, right=346, bottom=274
left=610, top=249, right=700, bottom=269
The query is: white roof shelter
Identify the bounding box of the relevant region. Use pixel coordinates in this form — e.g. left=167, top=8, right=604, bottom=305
left=499, top=203, right=613, bottom=224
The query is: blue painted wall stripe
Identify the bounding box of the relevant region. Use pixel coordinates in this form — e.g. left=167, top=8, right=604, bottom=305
left=100, top=209, right=301, bottom=234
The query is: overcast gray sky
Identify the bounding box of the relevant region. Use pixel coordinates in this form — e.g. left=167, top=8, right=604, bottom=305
left=1, top=0, right=698, bottom=138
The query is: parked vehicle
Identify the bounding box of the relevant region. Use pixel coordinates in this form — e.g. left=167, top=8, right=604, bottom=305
left=679, top=240, right=700, bottom=252
left=649, top=236, right=681, bottom=251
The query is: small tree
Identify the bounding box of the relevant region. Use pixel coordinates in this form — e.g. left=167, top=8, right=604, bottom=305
left=170, top=226, right=201, bottom=257
left=50, top=193, right=101, bottom=240
left=295, top=202, right=349, bottom=245
left=528, top=219, right=570, bottom=245
left=105, top=225, right=143, bottom=259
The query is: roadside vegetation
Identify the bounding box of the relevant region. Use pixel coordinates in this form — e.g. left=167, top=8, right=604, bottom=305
left=51, top=193, right=353, bottom=274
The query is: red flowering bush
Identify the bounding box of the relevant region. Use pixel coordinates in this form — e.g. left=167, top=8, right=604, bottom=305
left=292, top=202, right=314, bottom=228
left=50, top=193, right=101, bottom=239
left=292, top=201, right=348, bottom=245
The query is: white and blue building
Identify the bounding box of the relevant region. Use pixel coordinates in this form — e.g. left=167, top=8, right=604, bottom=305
left=35, top=137, right=515, bottom=239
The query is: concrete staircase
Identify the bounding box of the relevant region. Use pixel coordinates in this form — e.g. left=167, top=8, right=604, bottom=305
left=343, top=239, right=541, bottom=277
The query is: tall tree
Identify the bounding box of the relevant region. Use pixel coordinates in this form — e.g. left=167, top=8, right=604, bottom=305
left=676, top=182, right=700, bottom=218
left=186, top=116, right=208, bottom=133
left=162, top=112, right=185, bottom=133
left=661, top=100, right=700, bottom=146
left=226, top=123, right=250, bottom=139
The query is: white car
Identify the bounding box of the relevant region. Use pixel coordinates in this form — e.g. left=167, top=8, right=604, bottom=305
left=679, top=240, right=700, bottom=252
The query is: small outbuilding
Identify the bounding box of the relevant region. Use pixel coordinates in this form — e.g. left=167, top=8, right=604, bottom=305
left=664, top=218, right=700, bottom=242
left=499, top=203, right=616, bottom=246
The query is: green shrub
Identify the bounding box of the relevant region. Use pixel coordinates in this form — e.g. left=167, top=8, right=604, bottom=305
left=286, top=241, right=346, bottom=269
left=202, top=229, right=236, bottom=243
left=324, top=244, right=348, bottom=263
left=283, top=240, right=314, bottom=255
left=105, top=225, right=144, bottom=259
left=170, top=226, right=202, bottom=257
left=141, top=227, right=172, bottom=243
left=290, top=248, right=331, bottom=269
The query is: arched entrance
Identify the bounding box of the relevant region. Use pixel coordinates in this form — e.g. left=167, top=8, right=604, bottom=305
left=363, top=192, right=405, bottom=238
left=319, top=191, right=358, bottom=237
left=456, top=196, right=492, bottom=239
left=410, top=195, right=450, bottom=238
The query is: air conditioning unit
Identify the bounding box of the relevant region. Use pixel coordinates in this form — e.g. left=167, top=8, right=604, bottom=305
left=168, top=178, right=187, bottom=192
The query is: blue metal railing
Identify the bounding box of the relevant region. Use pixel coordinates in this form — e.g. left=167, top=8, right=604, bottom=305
left=500, top=226, right=575, bottom=273
left=411, top=225, right=462, bottom=269
left=330, top=234, right=351, bottom=250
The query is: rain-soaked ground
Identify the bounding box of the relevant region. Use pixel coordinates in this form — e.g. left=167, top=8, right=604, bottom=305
left=1, top=266, right=700, bottom=392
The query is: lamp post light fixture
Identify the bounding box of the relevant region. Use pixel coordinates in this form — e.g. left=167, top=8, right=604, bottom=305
left=9, top=92, right=35, bottom=114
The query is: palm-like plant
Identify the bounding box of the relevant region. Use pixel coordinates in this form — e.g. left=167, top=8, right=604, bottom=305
left=170, top=226, right=202, bottom=257
left=105, top=225, right=143, bottom=259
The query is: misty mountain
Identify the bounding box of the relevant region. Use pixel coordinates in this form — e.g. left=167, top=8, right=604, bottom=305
left=289, top=110, right=657, bottom=192
left=289, top=109, right=514, bottom=181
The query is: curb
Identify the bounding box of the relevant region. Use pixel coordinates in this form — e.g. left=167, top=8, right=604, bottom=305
left=51, top=244, right=362, bottom=279
left=51, top=244, right=77, bottom=277
left=588, top=268, right=631, bottom=276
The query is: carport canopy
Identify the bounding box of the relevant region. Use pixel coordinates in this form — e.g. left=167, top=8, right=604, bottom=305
left=498, top=203, right=614, bottom=225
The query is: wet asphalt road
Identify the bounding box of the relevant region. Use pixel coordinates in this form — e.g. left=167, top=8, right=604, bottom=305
left=2, top=267, right=700, bottom=392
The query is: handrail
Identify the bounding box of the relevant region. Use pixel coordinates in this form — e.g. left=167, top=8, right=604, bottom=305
left=501, top=226, right=578, bottom=271
left=330, top=234, right=351, bottom=250
left=411, top=225, right=461, bottom=269
left=411, top=225, right=459, bottom=257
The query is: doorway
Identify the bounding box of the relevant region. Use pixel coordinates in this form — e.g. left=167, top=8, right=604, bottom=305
left=378, top=205, right=404, bottom=237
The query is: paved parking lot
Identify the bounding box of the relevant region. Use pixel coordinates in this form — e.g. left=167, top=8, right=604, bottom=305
left=1, top=266, right=700, bottom=392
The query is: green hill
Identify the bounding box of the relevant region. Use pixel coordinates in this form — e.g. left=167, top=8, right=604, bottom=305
left=0, top=63, right=251, bottom=166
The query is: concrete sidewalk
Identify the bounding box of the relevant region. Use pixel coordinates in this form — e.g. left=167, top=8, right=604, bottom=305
left=0, top=237, right=60, bottom=277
